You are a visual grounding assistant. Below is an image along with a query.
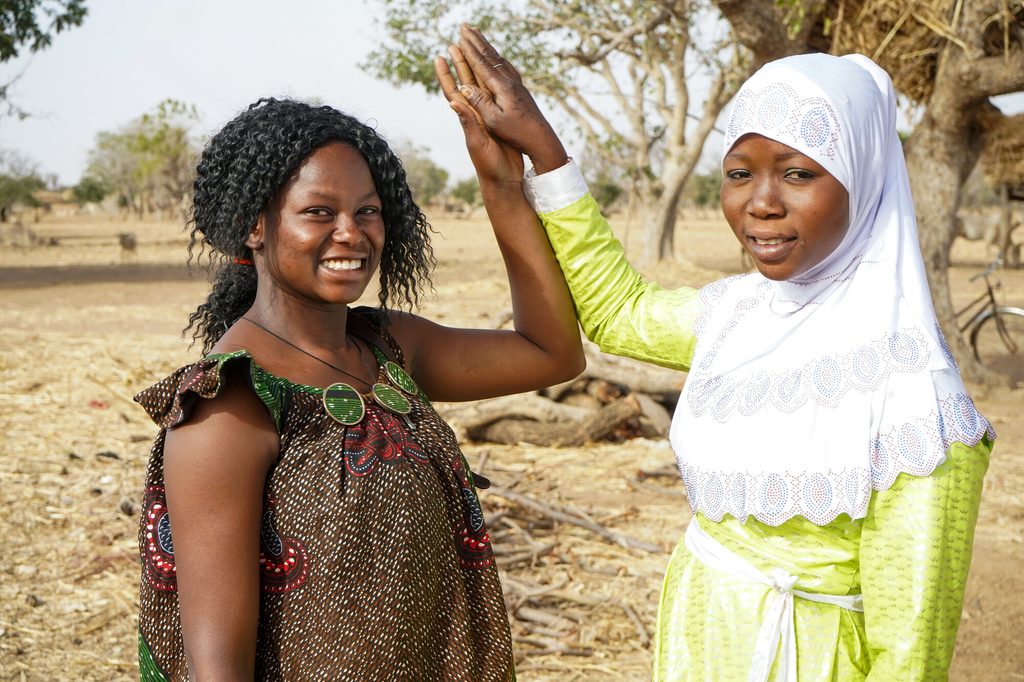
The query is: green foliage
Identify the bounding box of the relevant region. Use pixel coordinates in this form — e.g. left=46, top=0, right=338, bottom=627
left=775, top=0, right=809, bottom=39
left=1, top=0, right=87, bottom=116
left=589, top=174, right=624, bottom=212
left=85, top=98, right=200, bottom=217
left=0, top=0, right=87, bottom=62
left=72, top=174, right=107, bottom=203
left=395, top=141, right=449, bottom=205
left=579, top=147, right=627, bottom=211
left=450, top=176, right=480, bottom=207
left=361, top=1, right=558, bottom=94
left=0, top=150, right=43, bottom=220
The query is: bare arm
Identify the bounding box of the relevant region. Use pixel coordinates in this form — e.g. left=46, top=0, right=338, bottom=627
left=422, top=27, right=698, bottom=374
left=382, top=44, right=584, bottom=403
left=163, top=363, right=279, bottom=680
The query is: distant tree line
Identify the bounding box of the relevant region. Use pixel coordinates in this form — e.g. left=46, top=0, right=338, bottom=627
left=0, top=149, right=43, bottom=221
left=0, top=0, right=87, bottom=220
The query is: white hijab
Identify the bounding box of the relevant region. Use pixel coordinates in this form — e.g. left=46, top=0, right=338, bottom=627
left=669, top=53, right=993, bottom=527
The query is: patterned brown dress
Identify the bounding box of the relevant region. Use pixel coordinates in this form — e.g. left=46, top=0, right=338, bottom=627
left=134, top=310, right=515, bottom=681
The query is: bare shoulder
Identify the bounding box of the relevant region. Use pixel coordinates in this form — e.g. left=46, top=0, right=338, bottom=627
left=164, top=360, right=279, bottom=475
left=380, top=309, right=437, bottom=360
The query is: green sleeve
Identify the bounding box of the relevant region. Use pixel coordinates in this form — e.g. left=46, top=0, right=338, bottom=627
left=860, top=439, right=991, bottom=680
left=538, top=193, right=700, bottom=371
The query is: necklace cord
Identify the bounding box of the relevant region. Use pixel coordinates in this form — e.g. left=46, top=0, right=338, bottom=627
left=239, top=316, right=376, bottom=386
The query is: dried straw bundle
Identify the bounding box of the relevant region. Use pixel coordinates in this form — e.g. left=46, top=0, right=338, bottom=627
left=827, top=0, right=1024, bottom=103
left=981, top=112, right=1024, bottom=195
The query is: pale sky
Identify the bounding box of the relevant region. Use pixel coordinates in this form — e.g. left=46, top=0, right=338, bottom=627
left=1, top=1, right=1021, bottom=188
left=0, top=0, right=480, bottom=186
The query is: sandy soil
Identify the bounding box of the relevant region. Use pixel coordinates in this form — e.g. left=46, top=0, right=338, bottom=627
left=0, top=212, right=1021, bottom=680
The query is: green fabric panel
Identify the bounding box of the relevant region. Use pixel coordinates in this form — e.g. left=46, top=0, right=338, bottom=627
left=860, top=439, right=990, bottom=681
left=538, top=194, right=701, bottom=371
left=652, top=439, right=990, bottom=681
left=138, top=631, right=169, bottom=682
left=205, top=350, right=318, bottom=433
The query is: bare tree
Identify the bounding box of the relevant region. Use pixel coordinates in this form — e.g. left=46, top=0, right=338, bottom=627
left=716, top=0, right=1024, bottom=383
left=365, top=0, right=753, bottom=264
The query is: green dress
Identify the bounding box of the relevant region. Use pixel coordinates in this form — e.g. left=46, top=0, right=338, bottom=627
left=538, top=192, right=990, bottom=681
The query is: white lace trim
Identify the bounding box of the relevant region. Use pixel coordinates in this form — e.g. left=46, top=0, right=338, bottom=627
left=686, top=327, right=934, bottom=420
left=690, top=273, right=939, bottom=420
left=677, top=391, right=995, bottom=526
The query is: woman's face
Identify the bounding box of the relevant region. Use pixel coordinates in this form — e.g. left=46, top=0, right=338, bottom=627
left=721, top=134, right=850, bottom=281
left=247, top=142, right=385, bottom=306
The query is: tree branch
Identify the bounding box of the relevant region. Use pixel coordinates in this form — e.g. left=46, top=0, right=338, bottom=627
left=960, top=49, right=1024, bottom=99
left=713, top=0, right=801, bottom=64
left=558, top=8, right=672, bottom=66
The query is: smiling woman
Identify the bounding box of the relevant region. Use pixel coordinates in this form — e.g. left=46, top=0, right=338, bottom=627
left=247, top=143, right=387, bottom=308
left=721, top=135, right=850, bottom=281
left=441, top=25, right=995, bottom=682
left=132, top=97, right=584, bottom=681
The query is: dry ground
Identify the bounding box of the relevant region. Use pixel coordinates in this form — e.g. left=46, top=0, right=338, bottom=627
left=0, top=210, right=1021, bottom=680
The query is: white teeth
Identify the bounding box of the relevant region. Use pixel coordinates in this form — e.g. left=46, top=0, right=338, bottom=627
left=753, top=237, right=787, bottom=245
left=322, top=259, right=362, bottom=271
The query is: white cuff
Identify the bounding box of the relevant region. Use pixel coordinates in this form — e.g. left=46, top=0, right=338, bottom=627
left=522, top=159, right=589, bottom=214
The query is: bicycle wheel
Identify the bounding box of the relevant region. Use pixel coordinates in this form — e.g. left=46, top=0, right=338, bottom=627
left=970, top=306, right=1024, bottom=382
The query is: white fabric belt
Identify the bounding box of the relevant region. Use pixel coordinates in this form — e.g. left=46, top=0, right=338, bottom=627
left=684, top=517, right=864, bottom=682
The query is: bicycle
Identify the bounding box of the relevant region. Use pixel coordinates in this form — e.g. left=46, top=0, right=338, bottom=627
left=956, top=256, right=1024, bottom=380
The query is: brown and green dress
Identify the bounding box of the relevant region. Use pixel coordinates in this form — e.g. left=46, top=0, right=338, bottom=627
left=134, top=310, right=515, bottom=681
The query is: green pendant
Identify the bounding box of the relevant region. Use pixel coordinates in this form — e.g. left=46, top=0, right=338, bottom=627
left=323, top=383, right=365, bottom=426
left=384, top=361, right=418, bottom=395
left=371, top=383, right=411, bottom=415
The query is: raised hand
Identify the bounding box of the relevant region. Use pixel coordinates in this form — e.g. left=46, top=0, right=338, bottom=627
left=441, top=25, right=569, bottom=175
left=434, top=46, right=524, bottom=186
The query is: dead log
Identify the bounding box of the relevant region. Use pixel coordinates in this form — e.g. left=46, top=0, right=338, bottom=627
left=581, top=340, right=685, bottom=403
left=472, top=396, right=642, bottom=446
left=540, top=376, right=584, bottom=401
left=586, top=378, right=623, bottom=403
left=437, top=393, right=589, bottom=442
left=633, top=392, right=672, bottom=437
left=559, top=391, right=602, bottom=410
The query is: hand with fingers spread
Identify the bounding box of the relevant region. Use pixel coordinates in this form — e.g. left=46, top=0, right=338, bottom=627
left=437, top=24, right=569, bottom=175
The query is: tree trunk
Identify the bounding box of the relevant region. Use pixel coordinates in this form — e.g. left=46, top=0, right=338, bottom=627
left=641, top=173, right=686, bottom=264
left=903, top=116, right=969, bottom=365
left=904, top=2, right=1018, bottom=385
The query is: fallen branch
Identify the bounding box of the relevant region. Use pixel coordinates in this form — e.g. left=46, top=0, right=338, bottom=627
left=487, top=482, right=663, bottom=554
left=580, top=341, right=685, bottom=400
left=473, top=395, right=642, bottom=446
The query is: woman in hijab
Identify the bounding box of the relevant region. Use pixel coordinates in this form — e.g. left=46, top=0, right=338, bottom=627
left=436, top=26, right=994, bottom=681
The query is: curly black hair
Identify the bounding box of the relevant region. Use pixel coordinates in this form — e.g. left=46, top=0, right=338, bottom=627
left=184, top=97, right=435, bottom=353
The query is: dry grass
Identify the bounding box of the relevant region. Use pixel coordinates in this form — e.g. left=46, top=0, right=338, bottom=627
left=0, top=212, right=1022, bottom=680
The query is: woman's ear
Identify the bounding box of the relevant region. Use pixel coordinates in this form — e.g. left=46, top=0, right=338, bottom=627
left=245, top=214, right=265, bottom=250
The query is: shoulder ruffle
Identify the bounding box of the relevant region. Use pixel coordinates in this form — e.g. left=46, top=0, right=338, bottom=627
left=133, top=350, right=288, bottom=431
